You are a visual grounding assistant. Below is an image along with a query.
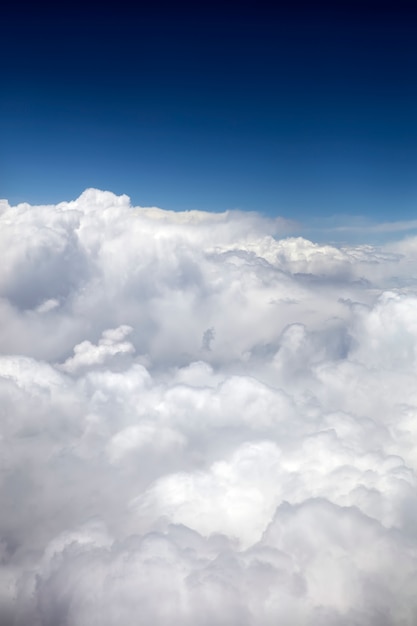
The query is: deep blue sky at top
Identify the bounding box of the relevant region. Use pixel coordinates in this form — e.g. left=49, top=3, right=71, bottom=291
left=1, top=0, right=417, bottom=224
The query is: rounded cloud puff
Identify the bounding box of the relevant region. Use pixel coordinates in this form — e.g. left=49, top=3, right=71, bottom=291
left=1, top=189, right=417, bottom=625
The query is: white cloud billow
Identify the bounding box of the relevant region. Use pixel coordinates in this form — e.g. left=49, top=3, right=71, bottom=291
left=60, top=325, right=135, bottom=373
left=1, top=189, right=417, bottom=624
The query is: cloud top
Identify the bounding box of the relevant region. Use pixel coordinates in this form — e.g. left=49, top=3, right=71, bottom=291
left=1, top=189, right=417, bottom=624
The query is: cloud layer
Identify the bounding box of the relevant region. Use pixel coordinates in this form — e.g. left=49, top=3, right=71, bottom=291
left=2, top=189, right=417, bottom=624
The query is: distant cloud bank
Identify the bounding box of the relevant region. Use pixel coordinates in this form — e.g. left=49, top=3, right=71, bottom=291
left=2, top=189, right=417, bottom=625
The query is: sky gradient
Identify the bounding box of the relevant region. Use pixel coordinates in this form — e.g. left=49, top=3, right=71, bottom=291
left=2, top=1, right=417, bottom=223
left=3, top=6, right=417, bottom=622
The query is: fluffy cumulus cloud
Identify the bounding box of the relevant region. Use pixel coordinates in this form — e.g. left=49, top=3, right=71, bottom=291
left=1, top=189, right=417, bottom=624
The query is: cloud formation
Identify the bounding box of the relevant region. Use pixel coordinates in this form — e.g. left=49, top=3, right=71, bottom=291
left=2, top=189, right=417, bottom=624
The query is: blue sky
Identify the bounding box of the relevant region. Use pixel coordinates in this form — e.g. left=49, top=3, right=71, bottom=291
left=1, top=1, right=417, bottom=228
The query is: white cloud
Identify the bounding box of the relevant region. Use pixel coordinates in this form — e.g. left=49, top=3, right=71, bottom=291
left=1, top=189, right=417, bottom=624
left=60, top=325, right=135, bottom=373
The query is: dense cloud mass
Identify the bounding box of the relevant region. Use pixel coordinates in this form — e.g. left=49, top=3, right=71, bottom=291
left=2, top=189, right=417, bottom=625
